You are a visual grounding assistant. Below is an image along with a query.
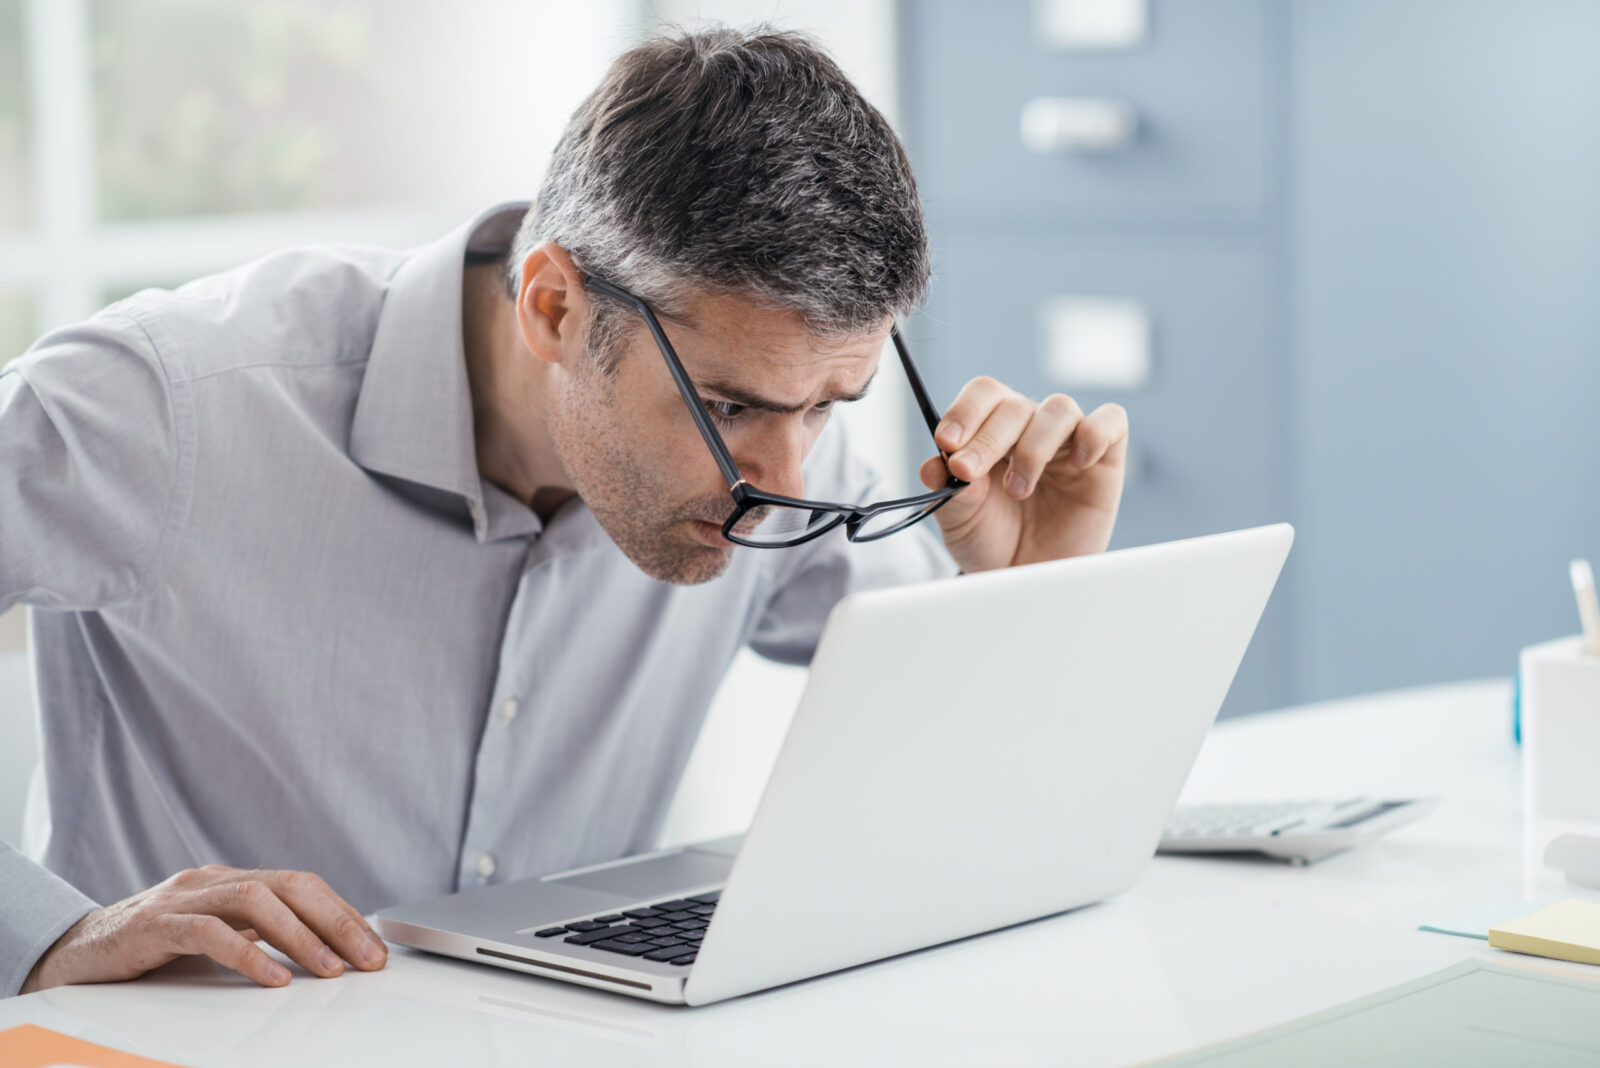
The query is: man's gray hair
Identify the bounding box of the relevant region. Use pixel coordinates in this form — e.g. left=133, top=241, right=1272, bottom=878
left=503, top=26, right=931, bottom=369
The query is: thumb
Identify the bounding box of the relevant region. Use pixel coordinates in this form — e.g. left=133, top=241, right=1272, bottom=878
left=921, top=455, right=987, bottom=528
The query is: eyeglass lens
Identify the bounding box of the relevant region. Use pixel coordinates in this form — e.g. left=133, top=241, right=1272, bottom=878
left=851, top=499, right=945, bottom=541
left=729, top=504, right=842, bottom=546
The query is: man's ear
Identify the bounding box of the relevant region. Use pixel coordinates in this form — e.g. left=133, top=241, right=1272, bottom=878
left=515, top=242, right=588, bottom=368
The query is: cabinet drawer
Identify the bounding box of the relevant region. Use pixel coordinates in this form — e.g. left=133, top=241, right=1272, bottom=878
left=903, top=0, right=1273, bottom=228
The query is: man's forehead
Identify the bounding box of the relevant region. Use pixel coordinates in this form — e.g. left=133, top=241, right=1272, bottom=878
left=660, top=290, right=890, bottom=406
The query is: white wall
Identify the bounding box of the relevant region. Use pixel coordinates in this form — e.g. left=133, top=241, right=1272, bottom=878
left=0, top=608, right=22, bottom=653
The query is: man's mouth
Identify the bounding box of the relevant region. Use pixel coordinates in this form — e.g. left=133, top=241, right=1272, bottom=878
left=693, top=520, right=735, bottom=547
left=692, top=516, right=763, bottom=546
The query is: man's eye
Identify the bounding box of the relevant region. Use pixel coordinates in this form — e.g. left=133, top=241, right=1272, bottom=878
left=707, top=401, right=747, bottom=422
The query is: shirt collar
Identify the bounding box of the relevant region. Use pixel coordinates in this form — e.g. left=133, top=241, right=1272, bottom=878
left=350, top=202, right=549, bottom=544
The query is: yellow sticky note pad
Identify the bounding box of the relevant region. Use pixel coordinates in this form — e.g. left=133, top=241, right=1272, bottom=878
left=1488, top=898, right=1600, bottom=966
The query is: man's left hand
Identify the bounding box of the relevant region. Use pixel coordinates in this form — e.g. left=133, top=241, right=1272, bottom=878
left=918, top=376, right=1129, bottom=572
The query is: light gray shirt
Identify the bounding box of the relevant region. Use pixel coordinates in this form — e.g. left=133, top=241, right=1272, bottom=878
left=0, top=203, right=954, bottom=997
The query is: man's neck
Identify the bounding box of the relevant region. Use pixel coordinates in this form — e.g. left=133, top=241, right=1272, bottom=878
left=461, top=263, right=575, bottom=522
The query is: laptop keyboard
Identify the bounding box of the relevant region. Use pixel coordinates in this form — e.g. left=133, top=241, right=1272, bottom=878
left=532, top=890, right=720, bottom=966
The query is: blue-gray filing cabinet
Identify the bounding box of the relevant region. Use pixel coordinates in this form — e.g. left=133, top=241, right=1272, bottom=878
left=902, top=0, right=1600, bottom=715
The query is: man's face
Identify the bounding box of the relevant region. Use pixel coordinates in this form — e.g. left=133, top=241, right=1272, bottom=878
left=544, top=290, right=887, bottom=585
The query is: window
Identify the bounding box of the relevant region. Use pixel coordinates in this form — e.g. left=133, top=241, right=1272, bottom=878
left=0, top=0, right=626, bottom=355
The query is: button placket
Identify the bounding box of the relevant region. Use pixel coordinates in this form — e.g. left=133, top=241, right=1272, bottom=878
left=455, top=551, right=558, bottom=892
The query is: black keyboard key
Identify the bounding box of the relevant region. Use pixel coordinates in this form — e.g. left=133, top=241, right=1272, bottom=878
left=565, top=921, right=610, bottom=933
left=626, top=916, right=669, bottom=928
left=670, top=953, right=697, bottom=966
left=591, top=939, right=655, bottom=956
left=643, top=946, right=699, bottom=962
left=564, top=926, right=624, bottom=945
left=622, top=908, right=663, bottom=919
left=593, top=913, right=625, bottom=923
left=672, top=919, right=708, bottom=930
left=614, top=931, right=655, bottom=943
left=689, top=904, right=717, bottom=916
left=687, top=891, right=721, bottom=904
left=650, top=899, right=699, bottom=912
left=680, top=930, right=704, bottom=941
left=534, top=927, right=568, bottom=938
left=649, top=936, right=687, bottom=947
left=657, top=910, right=696, bottom=922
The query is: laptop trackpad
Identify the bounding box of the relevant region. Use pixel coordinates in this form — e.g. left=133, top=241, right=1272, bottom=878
left=548, top=849, right=733, bottom=900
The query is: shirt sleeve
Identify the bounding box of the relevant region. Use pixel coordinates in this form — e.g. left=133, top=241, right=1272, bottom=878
left=747, top=419, right=959, bottom=666
left=0, top=313, right=185, bottom=996
left=0, top=312, right=190, bottom=614
left=0, top=842, right=97, bottom=998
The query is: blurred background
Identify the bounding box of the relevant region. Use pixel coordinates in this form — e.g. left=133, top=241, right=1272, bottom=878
left=2, top=1, right=1598, bottom=843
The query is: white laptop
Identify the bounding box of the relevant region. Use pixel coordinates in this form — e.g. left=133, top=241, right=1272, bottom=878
left=376, top=523, right=1294, bottom=1006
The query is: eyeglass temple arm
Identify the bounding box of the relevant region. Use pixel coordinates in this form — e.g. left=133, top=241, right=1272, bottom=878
left=890, top=326, right=944, bottom=436
left=891, top=326, right=963, bottom=483
left=585, top=276, right=745, bottom=488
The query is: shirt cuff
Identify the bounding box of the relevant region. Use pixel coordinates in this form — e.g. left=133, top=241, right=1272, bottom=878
left=1, top=843, right=98, bottom=998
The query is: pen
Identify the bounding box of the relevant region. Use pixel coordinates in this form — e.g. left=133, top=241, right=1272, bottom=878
left=1571, top=559, right=1600, bottom=656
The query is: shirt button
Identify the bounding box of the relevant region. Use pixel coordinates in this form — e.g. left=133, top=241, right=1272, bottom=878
left=475, top=853, right=496, bottom=879
left=499, top=697, right=519, bottom=722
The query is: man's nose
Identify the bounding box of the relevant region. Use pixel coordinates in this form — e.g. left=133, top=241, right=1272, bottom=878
left=738, top=420, right=808, bottom=502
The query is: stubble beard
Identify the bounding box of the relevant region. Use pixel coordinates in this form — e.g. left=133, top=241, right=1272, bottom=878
left=545, top=377, right=735, bottom=586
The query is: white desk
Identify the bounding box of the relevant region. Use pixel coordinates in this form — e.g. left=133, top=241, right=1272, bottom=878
left=5, top=679, right=1597, bottom=1066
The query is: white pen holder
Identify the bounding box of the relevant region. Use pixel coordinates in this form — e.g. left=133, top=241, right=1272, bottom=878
left=1522, top=636, right=1600, bottom=830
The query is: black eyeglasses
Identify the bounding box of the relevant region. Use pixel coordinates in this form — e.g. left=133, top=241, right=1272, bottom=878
left=584, top=275, right=967, bottom=549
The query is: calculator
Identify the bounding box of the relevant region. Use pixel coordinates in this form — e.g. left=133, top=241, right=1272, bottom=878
left=1158, top=796, right=1438, bottom=865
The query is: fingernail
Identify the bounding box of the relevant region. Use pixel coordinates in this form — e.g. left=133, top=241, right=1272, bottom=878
left=939, top=421, right=963, bottom=446
left=319, top=947, right=343, bottom=975
left=1004, top=471, right=1026, bottom=497
left=268, top=962, right=291, bottom=985
left=361, top=936, right=386, bottom=966
left=1073, top=447, right=1091, bottom=467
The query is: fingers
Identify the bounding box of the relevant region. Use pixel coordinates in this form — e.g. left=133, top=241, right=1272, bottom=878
left=193, top=880, right=346, bottom=978
left=1066, top=403, right=1129, bottom=471
left=939, top=376, right=1129, bottom=499
left=935, top=377, right=1035, bottom=484
left=23, top=865, right=383, bottom=992
left=257, top=869, right=387, bottom=971
left=1002, top=394, right=1082, bottom=497
left=1003, top=399, right=1130, bottom=496
left=163, top=913, right=291, bottom=988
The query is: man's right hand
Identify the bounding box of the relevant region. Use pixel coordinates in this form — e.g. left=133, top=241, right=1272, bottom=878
left=19, top=865, right=388, bottom=994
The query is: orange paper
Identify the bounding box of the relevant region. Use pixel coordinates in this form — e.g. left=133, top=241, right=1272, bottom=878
left=0, top=1024, right=188, bottom=1068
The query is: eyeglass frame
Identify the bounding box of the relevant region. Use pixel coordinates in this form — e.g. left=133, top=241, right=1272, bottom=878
left=583, top=274, right=968, bottom=549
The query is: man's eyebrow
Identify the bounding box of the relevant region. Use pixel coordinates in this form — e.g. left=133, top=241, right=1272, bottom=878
left=699, top=368, right=878, bottom=415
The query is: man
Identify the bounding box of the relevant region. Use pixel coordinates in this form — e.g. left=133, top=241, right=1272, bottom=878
left=0, top=28, right=1127, bottom=997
